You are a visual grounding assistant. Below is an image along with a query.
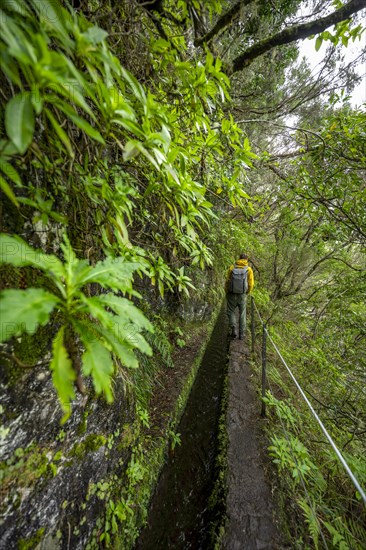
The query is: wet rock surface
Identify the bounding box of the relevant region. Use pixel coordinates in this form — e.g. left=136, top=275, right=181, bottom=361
left=0, top=360, right=133, bottom=550
left=0, top=309, right=217, bottom=550
left=223, top=338, right=280, bottom=550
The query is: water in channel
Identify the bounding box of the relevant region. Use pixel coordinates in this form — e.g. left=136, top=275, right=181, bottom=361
left=136, top=308, right=228, bottom=550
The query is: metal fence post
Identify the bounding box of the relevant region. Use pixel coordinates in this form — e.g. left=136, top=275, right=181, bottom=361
left=261, top=323, right=267, bottom=417
left=250, top=296, right=255, bottom=354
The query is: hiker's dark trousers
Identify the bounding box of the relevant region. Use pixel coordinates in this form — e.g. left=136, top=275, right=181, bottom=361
left=226, top=292, right=247, bottom=336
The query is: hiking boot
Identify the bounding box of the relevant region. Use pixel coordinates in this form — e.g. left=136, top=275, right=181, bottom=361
left=229, top=327, right=237, bottom=338
left=239, top=333, right=244, bottom=340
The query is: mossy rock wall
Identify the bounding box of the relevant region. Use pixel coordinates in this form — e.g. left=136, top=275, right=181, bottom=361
left=0, top=357, right=134, bottom=549
left=0, top=303, right=221, bottom=550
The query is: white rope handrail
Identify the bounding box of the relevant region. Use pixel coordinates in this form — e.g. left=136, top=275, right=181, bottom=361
left=252, top=299, right=366, bottom=506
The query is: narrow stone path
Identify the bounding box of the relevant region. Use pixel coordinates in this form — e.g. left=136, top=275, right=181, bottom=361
left=222, top=338, right=281, bottom=550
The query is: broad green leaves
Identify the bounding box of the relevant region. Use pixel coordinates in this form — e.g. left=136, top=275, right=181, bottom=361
left=82, top=341, right=114, bottom=404
left=268, top=434, right=318, bottom=484
left=0, top=288, right=59, bottom=342
left=5, top=93, right=35, bottom=154
left=50, top=328, right=75, bottom=423
left=80, top=257, right=140, bottom=294
left=97, top=295, right=153, bottom=333
left=0, top=0, right=259, bottom=426
left=0, top=233, right=66, bottom=283
left=0, top=0, right=256, bottom=306
left=315, top=20, right=364, bottom=51
left=0, top=233, right=153, bottom=417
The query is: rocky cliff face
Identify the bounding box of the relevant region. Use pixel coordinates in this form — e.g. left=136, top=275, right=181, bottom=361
left=0, top=303, right=217, bottom=550
left=0, top=359, right=135, bottom=550
left=0, top=197, right=217, bottom=549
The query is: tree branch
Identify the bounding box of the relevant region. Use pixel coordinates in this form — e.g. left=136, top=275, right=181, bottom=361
left=267, top=163, right=288, bottom=181
left=236, top=118, right=327, bottom=148
left=194, top=0, right=254, bottom=47
left=228, top=0, right=366, bottom=74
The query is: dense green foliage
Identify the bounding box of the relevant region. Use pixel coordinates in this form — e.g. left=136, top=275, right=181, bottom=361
left=252, top=90, right=366, bottom=547
left=0, top=233, right=153, bottom=421
left=0, top=0, right=255, bottom=408
left=1, top=0, right=365, bottom=547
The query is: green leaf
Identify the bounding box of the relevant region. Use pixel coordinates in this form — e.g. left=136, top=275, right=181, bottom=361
left=0, top=160, right=23, bottom=187
left=151, top=38, right=170, bottom=53
left=5, top=93, right=35, bottom=154
left=79, top=295, right=152, bottom=358
left=76, top=318, right=139, bottom=370
left=127, top=141, right=160, bottom=170
left=62, top=57, right=97, bottom=108
left=125, top=330, right=152, bottom=356
left=97, top=295, right=153, bottom=332
left=114, top=119, right=145, bottom=139
left=122, top=140, right=140, bottom=161
left=315, top=36, right=323, bottom=52
left=31, top=0, right=72, bottom=47
left=0, top=234, right=65, bottom=279
left=112, top=103, right=136, bottom=120
left=0, top=140, right=20, bottom=159
left=158, top=279, right=165, bottom=297
left=82, top=340, right=114, bottom=402
left=55, top=102, right=105, bottom=144
left=50, top=327, right=76, bottom=423
left=0, top=288, right=59, bottom=342
left=45, top=108, right=74, bottom=158
left=83, top=26, right=108, bottom=45
left=0, top=175, right=19, bottom=207
left=107, top=337, right=140, bottom=368
left=79, top=295, right=116, bottom=329
left=82, top=257, right=142, bottom=293
left=1, top=0, right=32, bottom=16
left=121, top=68, right=146, bottom=104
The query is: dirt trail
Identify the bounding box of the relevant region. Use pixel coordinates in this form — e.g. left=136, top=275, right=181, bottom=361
left=222, top=338, right=281, bottom=550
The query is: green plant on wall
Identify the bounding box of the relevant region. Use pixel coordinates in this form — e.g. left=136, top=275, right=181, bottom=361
left=168, top=430, right=182, bottom=451
left=0, top=233, right=153, bottom=421
left=0, top=0, right=255, bottom=287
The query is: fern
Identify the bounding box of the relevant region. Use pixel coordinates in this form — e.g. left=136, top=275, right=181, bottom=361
left=324, top=514, right=366, bottom=550
left=132, top=327, right=174, bottom=408
left=345, top=517, right=366, bottom=548
left=298, top=499, right=320, bottom=549
left=323, top=520, right=350, bottom=550
left=146, top=328, right=174, bottom=369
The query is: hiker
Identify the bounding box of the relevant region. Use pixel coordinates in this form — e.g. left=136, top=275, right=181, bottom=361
left=225, top=253, right=254, bottom=339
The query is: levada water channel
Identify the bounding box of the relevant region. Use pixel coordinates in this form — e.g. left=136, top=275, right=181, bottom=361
left=136, top=308, right=228, bottom=549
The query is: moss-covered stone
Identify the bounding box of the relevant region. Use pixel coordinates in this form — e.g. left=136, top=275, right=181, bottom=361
left=116, top=423, right=139, bottom=452
left=77, top=409, right=89, bottom=436
left=69, top=435, right=107, bottom=459
left=13, top=326, right=50, bottom=366
left=1, top=295, right=222, bottom=550
left=18, top=527, right=45, bottom=550
left=0, top=317, right=53, bottom=388
left=0, top=445, right=56, bottom=508
left=209, top=372, right=229, bottom=549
